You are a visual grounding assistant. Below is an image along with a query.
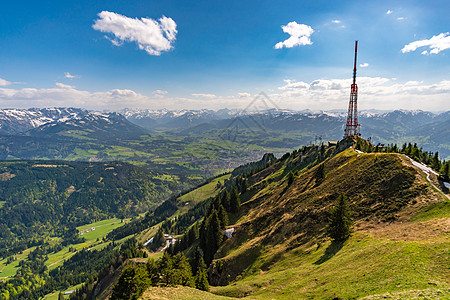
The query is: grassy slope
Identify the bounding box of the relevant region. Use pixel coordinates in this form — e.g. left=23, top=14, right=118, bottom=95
left=1, top=218, right=129, bottom=280
left=209, top=148, right=449, bottom=299
left=46, top=218, right=129, bottom=270
left=0, top=247, right=36, bottom=279
left=141, top=286, right=234, bottom=300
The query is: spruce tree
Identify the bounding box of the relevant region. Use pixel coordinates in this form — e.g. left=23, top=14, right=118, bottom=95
left=327, top=195, right=352, bottom=242
left=315, top=163, right=325, bottom=181
left=111, top=265, right=151, bottom=300
left=204, top=210, right=223, bottom=264
left=287, top=171, right=295, bottom=186
left=431, top=152, right=441, bottom=171
left=157, top=252, right=174, bottom=286
left=195, top=256, right=209, bottom=291
left=229, top=188, right=241, bottom=214
left=218, top=204, right=229, bottom=229
left=172, top=253, right=195, bottom=287
left=440, top=161, right=450, bottom=181
left=221, top=190, right=231, bottom=211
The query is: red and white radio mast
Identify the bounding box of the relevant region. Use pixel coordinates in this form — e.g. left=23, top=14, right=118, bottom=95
left=344, top=41, right=360, bottom=137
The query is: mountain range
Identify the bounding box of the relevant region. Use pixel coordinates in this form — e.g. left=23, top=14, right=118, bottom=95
left=0, top=107, right=448, bottom=161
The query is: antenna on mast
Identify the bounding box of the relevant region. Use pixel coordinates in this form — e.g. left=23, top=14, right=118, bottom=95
left=344, top=40, right=360, bottom=137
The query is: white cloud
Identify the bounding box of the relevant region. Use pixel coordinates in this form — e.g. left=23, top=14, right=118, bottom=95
left=238, top=92, right=251, bottom=98
left=397, top=17, right=406, bottom=21
left=359, top=63, right=369, bottom=68
left=386, top=10, right=393, bottom=15
left=0, top=83, right=151, bottom=110
left=0, top=78, right=12, bottom=86
left=273, top=77, right=450, bottom=111
left=1, top=78, right=449, bottom=112
left=92, top=11, right=177, bottom=56
left=152, top=90, right=168, bottom=98
left=274, top=21, right=314, bottom=49
left=402, top=32, right=450, bottom=55
left=55, top=82, right=75, bottom=89
left=332, top=20, right=341, bottom=24
left=153, top=89, right=168, bottom=95
left=64, top=72, right=80, bottom=79
left=279, top=79, right=310, bottom=90
left=191, top=93, right=216, bottom=98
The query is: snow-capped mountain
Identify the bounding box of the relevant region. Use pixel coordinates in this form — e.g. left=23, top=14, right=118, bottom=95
left=120, top=108, right=447, bottom=132
left=0, top=107, right=90, bottom=134
left=0, top=108, right=148, bottom=140
left=121, top=108, right=239, bottom=129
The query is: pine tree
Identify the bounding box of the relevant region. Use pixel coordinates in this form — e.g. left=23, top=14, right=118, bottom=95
left=158, top=252, right=174, bottom=286
left=315, top=163, right=325, bottom=181
left=203, top=210, right=223, bottom=264
left=287, top=171, right=295, bottom=186
left=218, top=205, right=229, bottom=229
left=111, top=265, right=151, bottom=300
left=172, top=253, right=195, bottom=287
left=327, top=195, right=352, bottom=242
left=431, top=152, right=441, bottom=171
left=229, top=188, right=240, bottom=214
left=191, top=246, right=203, bottom=275
left=187, top=223, right=199, bottom=245
left=195, top=256, right=209, bottom=291
left=221, top=190, right=231, bottom=211
left=440, top=161, right=450, bottom=182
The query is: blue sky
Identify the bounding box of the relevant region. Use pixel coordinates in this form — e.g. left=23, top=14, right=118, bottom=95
left=0, top=0, right=449, bottom=111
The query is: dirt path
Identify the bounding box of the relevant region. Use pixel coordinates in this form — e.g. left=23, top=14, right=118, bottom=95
left=408, top=157, right=450, bottom=200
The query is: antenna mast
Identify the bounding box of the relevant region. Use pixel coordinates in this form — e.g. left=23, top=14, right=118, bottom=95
left=344, top=40, right=360, bottom=137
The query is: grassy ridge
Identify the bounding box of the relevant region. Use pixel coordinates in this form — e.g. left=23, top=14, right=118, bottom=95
left=206, top=147, right=449, bottom=299
left=141, top=286, right=234, bottom=300
left=212, top=231, right=449, bottom=299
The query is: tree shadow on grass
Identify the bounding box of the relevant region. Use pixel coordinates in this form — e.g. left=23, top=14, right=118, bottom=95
left=314, top=240, right=344, bottom=265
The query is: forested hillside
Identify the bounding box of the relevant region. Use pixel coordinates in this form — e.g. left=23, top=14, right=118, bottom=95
left=0, top=160, right=179, bottom=259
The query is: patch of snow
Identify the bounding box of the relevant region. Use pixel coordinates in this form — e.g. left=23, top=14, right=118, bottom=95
left=143, top=237, right=154, bottom=246
left=444, top=182, right=450, bottom=189
left=355, top=149, right=364, bottom=154
left=409, top=158, right=439, bottom=176
left=224, top=228, right=235, bottom=239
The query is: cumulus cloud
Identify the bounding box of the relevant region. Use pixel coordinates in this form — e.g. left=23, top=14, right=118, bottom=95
left=273, top=77, right=450, bottom=111
left=359, top=63, right=369, bottom=68
left=92, top=11, right=177, bottom=56
left=402, top=32, right=450, bottom=55
left=238, top=92, right=251, bottom=98
left=192, top=93, right=216, bottom=98
left=64, top=72, right=80, bottom=79
left=0, top=78, right=12, bottom=86
left=386, top=10, right=393, bottom=15
left=274, top=21, right=314, bottom=49
left=152, top=90, right=168, bottom=98
left=0, top=83, right=152, bottom=110
left=397, top=17, right=406, bottom=21
left=1, top=77, right=449, bottom=112
left=55, top=82, right=75, bottom=89
left=332, top=20, right=341, bottom=24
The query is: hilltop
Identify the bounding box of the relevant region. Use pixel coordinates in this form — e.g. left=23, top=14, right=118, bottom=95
left=205, top=139, right=449, bottom=299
